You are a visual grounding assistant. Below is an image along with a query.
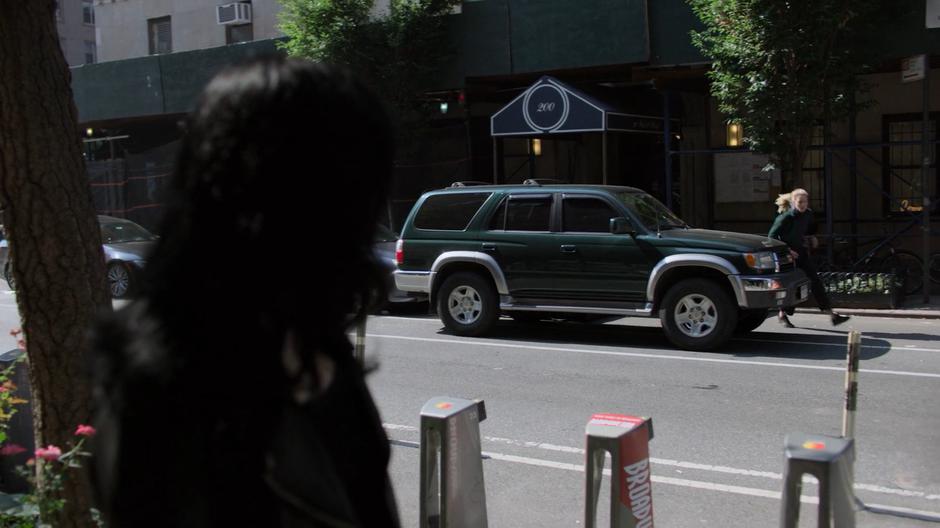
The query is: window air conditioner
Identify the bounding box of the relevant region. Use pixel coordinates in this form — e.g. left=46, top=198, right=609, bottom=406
left=217, top=3, right=252, bottom=25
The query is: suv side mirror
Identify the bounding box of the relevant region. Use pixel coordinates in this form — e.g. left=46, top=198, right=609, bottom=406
left=610, top=217, right=635, bottom=235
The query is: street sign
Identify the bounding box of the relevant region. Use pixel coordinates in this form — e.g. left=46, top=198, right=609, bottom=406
left=928, top=0, right=940, bottom=28
left=901, top=55, right=926, bottom=83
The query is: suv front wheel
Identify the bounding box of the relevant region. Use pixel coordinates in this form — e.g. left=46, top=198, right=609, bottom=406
left=660, top=278, right=737, bottom=351
left=438, top=272, right=498, bottom=337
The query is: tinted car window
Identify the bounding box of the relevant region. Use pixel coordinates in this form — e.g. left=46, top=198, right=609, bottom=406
left=505, top=196, right=551, bottom=231
left=100, top=221, right=156, bottom=243
left=487, top=197, right=506, bottom=230
left=563, top=197, right=618, bottom=233
left=414, top=193, right=490, bottom=231
left=615, top=191, right=685, bottom=231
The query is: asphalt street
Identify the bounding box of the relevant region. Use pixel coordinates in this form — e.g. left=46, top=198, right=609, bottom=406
left=365, top=307, right=940, bottom=527
left=1, top=288, right=937, bottom=526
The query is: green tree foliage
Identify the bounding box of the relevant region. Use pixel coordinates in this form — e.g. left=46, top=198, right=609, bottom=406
left=688, top=0, right=889, bottom=185
left=278, top=0, right=460, bottom=137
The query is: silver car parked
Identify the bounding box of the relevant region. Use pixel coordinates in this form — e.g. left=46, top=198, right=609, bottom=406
left=1, top=215, right=157, bottom=299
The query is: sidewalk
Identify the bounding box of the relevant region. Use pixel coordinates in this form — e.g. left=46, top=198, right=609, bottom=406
left=796, top=295, right=940, bottom=319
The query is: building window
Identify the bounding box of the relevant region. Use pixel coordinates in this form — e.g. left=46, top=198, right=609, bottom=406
left=884, top=114, right=937, bottom=214
left=82, top=0, right=95, bottom=25
left=801, top=125, right=826, bottom=212
left=148, top=17, right=172, bottom=55
left=84, top=41, right=96, bottom=64
left=226, top=23, right=254, bottom=45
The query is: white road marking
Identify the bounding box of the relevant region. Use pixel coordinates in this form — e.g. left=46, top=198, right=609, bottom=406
left=412, top=445, right=940, bottom=517
left=369, top=333, right=940, bottom=379
left=373, top=315, right=940, bottom=353
left=384, top=423, right=940, bottom=502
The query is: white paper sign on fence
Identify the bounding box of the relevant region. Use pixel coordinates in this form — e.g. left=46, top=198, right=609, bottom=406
left=714, top=152, right=779, bottom=203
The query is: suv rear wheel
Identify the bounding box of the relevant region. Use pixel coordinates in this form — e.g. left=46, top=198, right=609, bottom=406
left=660, top=278, right=737, bottom=351
left=438, top=272, right=498, bottom=336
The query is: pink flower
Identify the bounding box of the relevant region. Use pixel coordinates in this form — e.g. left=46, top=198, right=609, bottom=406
left=0, top=444, right=27, bottom=456
left=35, top=446, right=62, bottom=461
left=74, top=424, right=96, bottom=437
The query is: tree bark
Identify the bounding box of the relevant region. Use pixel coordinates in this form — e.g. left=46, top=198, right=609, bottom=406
left=0, top=1, right=111, bottom=526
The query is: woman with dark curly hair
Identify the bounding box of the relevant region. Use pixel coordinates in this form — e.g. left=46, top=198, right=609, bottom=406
left=89, top=57, right=400, bottom=527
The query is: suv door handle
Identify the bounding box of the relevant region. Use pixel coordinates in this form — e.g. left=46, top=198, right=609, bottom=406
left=560, top=244, right=577, bottom=253
left=481, top=243, right=496, bottom=251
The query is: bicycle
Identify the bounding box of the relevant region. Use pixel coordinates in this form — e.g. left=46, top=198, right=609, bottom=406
left=824, top=235, right=936, bottom=297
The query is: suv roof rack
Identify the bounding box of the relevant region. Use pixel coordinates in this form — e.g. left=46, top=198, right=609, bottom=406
left=522, top=178, right=567, bottom=186
left=449, top=181, right=492, bottom=188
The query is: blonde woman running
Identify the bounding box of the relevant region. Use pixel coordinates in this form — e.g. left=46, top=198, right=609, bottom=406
left=769, top=189, right=850, bottom=328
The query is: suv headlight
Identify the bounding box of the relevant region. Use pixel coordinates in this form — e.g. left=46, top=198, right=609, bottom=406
left=743, top=251, right=775, bottom=270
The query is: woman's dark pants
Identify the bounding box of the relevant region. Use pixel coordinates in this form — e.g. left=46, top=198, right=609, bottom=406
left=785, top=249, right=832, bottom=314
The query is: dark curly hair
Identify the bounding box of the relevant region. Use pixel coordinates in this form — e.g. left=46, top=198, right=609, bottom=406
left=150, top=56, right=392, bottom=336
left=91, top=56, right=396, bottom=526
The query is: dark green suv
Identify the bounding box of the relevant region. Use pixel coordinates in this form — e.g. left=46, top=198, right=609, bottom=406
left=394, top=183, right=810, bottom=350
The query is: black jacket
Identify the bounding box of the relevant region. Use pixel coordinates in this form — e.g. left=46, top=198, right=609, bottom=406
left=90, top=302, right=400, bottom=528
left=768, top=208, right=816, bottom=252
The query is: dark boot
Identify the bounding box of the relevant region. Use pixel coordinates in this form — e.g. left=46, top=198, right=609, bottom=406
left=778, top=313, right=795, bottom=328
left=830, top=312, right=850, bottom=326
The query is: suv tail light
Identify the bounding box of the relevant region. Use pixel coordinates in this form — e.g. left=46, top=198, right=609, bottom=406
left=395, top=239, right=404, bottom=265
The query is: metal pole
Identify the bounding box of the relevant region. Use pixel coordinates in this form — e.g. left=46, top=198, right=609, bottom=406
left=922, top=68, right=931, bottom=304
left=663, top=91, right=673, bottom=210
left=354, top=319, right=366, bottom=365
left=825, top=129, right=834, bottom=266
left=849, top=96, right=858, bottom=264
left=492, top=138, right=499, bottom=184
left=842, top=331, right=860, bottom=439
left=529, top=139, right=536, bottom=181
left=602, top=131, right=608, bottom=185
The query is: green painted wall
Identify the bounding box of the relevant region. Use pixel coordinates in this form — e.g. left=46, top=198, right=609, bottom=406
left=71, top=39, right=283, bottom=123
left=508, top=0, right=649, bottom=72
left=876, top=0, right=940, bottom=59
left=71, top=57, right=165, bottom=122
left=160, top=40, right=282, bottom=114
left=439, top=0, right=650, bottom=87
left=72, top=1, right=940, bottom=122
left=649, top=0, right=705, bottom=65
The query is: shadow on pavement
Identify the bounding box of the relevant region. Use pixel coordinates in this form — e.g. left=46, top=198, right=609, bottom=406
left=428, top=318, right=893, bottom=361
left=847, top=331, right=940, bottom=342
left=375, top=301, right=432, bottom=317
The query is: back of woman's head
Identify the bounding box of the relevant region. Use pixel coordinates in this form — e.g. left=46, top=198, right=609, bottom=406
left=146, top=56, right=394, bottom=339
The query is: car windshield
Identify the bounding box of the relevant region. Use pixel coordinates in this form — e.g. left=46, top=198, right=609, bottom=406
left=100, top=221, right=157, bottom=244
left=375, top=224, right=398, bottom=243
left=615, top=191, right=687, bottom=232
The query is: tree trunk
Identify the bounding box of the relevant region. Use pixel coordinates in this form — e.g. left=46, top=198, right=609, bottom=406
left=0, top=1, right=111, bottom=526
left=784, top=135, right=810, bottom=191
